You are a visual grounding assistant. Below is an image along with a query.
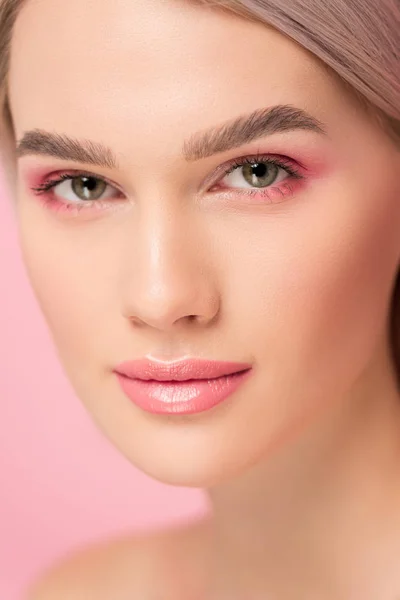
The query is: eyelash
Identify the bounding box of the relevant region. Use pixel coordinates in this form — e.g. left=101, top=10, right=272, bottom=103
left=30, top=153, right=305, bottom=215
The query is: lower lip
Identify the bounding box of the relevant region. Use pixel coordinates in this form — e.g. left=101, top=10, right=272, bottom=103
left=115, top=369, right=252, bottom=415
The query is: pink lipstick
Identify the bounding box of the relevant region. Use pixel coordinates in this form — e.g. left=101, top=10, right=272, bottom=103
left=114, top=357, right=253, bottom=415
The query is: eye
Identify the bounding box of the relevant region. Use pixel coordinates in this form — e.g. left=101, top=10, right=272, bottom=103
left=52, top=175, right=118, bottom=202
left=220, top=156, right=300, bottom=191
left=31, top=171, right=123, bottom=204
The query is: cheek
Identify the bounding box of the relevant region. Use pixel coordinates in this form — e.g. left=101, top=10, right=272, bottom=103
left=17, top=216, right=110, bottom=369
left=236, top=185, right=400, bottom=404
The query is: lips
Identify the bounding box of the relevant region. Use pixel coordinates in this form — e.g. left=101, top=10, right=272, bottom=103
left=113, top=357, right=253, bottom=415
left=114, top=357, right=253, bottom=382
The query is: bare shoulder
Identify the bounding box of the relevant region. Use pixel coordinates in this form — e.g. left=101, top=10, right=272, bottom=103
left=26, top=517, right=212, bottom=600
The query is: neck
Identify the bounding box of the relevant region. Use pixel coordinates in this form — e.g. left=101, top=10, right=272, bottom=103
left=204, top=337, right=400, bottom=599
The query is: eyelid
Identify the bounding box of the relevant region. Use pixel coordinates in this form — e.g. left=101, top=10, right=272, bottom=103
left=32, top=168, right=125, bottom=195
left=201, top=151, right=304, bottom=189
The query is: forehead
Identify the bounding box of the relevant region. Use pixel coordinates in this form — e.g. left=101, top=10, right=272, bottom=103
left=8, top=0, right=342, bottom=154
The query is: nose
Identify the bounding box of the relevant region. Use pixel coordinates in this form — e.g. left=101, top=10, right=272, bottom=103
left=121, top=211, right=220, bottom=332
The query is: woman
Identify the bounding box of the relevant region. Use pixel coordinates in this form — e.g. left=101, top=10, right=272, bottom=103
left=1, top=0, right=400, bottom=597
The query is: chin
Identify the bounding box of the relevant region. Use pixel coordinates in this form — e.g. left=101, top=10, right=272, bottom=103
left=87, top=405, right=259, bottom=489
left=126, top=450, right=251, bottom=489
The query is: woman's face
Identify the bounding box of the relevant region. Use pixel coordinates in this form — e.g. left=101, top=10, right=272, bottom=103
left=8, top=0, right=400, bottom=486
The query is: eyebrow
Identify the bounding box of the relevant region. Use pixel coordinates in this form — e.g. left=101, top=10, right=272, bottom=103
left=16, top=130, right=118, bottom=169
left=16, top=104, right=327, bottom=167
left=183, top=104, right=328, bottom=160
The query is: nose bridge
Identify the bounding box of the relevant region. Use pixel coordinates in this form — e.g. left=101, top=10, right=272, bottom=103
left=122, top=202, right=219, bottom=329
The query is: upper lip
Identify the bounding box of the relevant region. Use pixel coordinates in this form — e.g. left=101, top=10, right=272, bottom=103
left=114, top=357, right=252, bottom=381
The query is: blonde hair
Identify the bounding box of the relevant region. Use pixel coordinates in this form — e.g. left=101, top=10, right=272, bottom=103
left=1, top=0, right=400, bottom=376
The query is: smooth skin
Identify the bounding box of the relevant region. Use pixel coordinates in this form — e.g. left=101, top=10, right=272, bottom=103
left=8, top=0, right=400, bottom=598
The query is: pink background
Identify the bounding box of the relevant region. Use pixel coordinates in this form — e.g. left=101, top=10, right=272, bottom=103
left=0, top=170, right=207, bottom=599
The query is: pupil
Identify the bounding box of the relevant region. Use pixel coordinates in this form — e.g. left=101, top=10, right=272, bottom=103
left=253, top=163, right=267, bottom=177
left=83, top=177, right=97, bottom=190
